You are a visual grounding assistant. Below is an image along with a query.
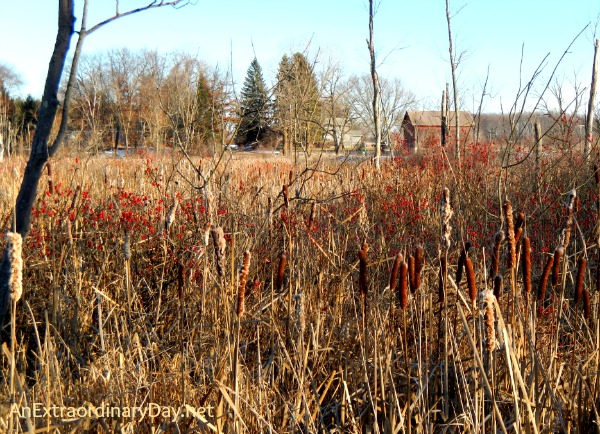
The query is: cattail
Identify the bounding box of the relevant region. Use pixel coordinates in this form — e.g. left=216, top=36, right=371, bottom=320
left=237, top=250, right=251, bottom=318
left=491, top=231, right=504, bottom=277
left=275, top=254, right=287, bottom=292
left=514, top=227, right=524, bottom=251
left=575, top=256, right=586, bottom=305
left=6, top=232, right=23, bottom=303
left=70, top=185, right=80, bottom=211
left=282, top=184, right=289, bottom=208
left=503, top=201, right=516, bottom=269
left=288, top=170, right=294, bottom=185
left=552, top=247, right=563, bottom=287
left=480, top=289, right=496, bottom=352
left=177, top=262, right=186, bottom=300
left=408, top=255, right=416, bottom=292
left=398, top=260, right=409, bottom=310
left=521, top=237, right=532, bottom=295
left=596, top=249, right=600, bottom=294
left=515, top=212, right=526, bottom=232
left=493, top=274, right=503, bottom=299
left=440, top=188, right=453, bottom=250
left=358, top=243, right=369, bottom=298
left=563, top=189, right=576, bottom=250
left=308, top=202, right=316, bottom=229
left=123, top=230, right=131, bottom=260
left=465, top=257, right=477, bottom=304
left=583, top=290, right=591, bottom=319
left=438, top=256, right=447, bottom=302
left=165, top=199, right=178, bottom=231
left=456, top=241, right=472, bottom=284
left=211, top=225, right=226, bottom=278
left=46, top=162, right=54, bottom=195
left=538, top=255, right=554, bottom=301
left=594, top=164, right=600, bottom=185
left=390, top=253, right=402, bottom=293
left=414, top=245, right=424, bottom=291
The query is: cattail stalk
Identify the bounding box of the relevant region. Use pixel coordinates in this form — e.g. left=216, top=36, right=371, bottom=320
left=465, top=257, right=477, bottom=304
left=552, top=247, right=563, bottom=287
left=575, top=257, right=586, bottom=305
left=503, top=201, right=516, bottom=269
left=390, top=253, right=402, bottom=293
left=456, top=241, right=472, bottom=284
left=521, top=237, right=532, bottom=296
left=481, top=289, right=496, bottom=352
left=358, top=243, right=369, bottom=299
left=415, top=245, right=424, bottom=291
left=211, top=225, right=227, bottom=279
left=583, top=290, right=591, bottom=319
left=237, top=250, right=251, bottom=318
left=539, top=255, right=554, bottom=302
left=282, top=184, right=289, bottom=208
left=438, top=256, right=447, bottom=302
left=493, top=274, right=503, bottom=299
left=6, top=232, right=23, bottom=303
left=276, top=254, right=287, bottom=292
left=441, top=188, right=453, bottom=250
left=491, top=231, right=504, bottom=277
left=408, top=255, right=416, bottom=292
left=398, top=260, right=409, bottom=310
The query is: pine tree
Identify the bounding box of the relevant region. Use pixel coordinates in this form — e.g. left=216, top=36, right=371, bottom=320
left=235, top=58, right=270, bottom=145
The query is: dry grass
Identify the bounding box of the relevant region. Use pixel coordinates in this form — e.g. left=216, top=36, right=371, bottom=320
left=0, top=144, right=599, bottom=433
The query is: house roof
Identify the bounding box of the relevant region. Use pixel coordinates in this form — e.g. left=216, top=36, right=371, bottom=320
left=404, top=110, right=474, bottom=127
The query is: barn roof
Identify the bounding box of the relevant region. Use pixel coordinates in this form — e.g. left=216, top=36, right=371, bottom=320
left=404, top=110, right=474, bottom=127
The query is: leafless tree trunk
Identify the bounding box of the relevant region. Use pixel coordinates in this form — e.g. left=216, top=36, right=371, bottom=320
left=446, top=0, right=460, bottom=162
left=441, top=89, right=447, bottom=147
left=368, top=0, right=381, bottom=169
left=0, top=0, right=189, bottom=336
left=585, top=39, right=599, bottom=160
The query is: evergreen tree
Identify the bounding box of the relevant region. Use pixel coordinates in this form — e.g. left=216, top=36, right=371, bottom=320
left=235, top=58, right=270, bottom=145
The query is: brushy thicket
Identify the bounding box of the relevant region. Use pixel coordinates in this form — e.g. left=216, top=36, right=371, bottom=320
left=0, top=140, right=600, bottom=433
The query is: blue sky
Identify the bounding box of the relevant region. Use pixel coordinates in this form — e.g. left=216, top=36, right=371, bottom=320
left=1, top=0, right=599, bottom=113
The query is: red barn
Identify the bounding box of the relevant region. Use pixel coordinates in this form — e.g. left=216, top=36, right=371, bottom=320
left=401, top=110, right=474, bottom=151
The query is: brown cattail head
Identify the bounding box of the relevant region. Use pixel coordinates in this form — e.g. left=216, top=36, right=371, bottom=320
left=521, top=237, right=532, bottom=295
left=514, top=227, right=524, bottom=250
left=46, top=162, right=54, bottom=195
left=358, top=243, right=369, bottom=298
left=503, top=201, right=516, bottom=269
left=539, top=255, right=554, bottom=301
left=288, top=170, right=294, bottom=185
left=123, top=230, right=131, bottom=260
left=308, top=202, right=316, bottom=229
left=493, top=274, right=503, bottom=299
left=237, top=250, right=251, bottom=318
left=211, top=225, right=227, bottom=278
left=165, top=199, right=178, bottom=232
left=276, top=253, right=287, bottom=292
left=398, top=260, right=409, bottom=309
left=465, top=257, right=477, bottom=304
left=583, top=290, right=591, bottom=319
left=552, top=247, right=563, bottom=287
left=491, top=231, right=504, bottom=277
left=456, top=240, right=472, bottom=284
left=480, top=289, right=496, bottom=352
left=575, top=256, right=587, bottom=305
left=414, top=245, right=424, bottom=291
left=177, top=263, right=186, bottom=300
left=6, top=232, right=23, bottom=303
left=594, top=164, right=600, bottom=185
left=282, top=184, right=289, bottom=208
left=408, top=255, right=416, bottom=292
left=438, top=256, right=448, bottom=303
left=390, top=253, right=402, bottom=293
left=515, top=212, right=526, bottom=232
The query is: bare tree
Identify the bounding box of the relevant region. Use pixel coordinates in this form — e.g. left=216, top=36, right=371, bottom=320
left=585, top=39, right=599, bottom=160
left=368, top=0, right=382, bottom=169
left=446, top=0, right=461, bottom=162
left=0, top=0, right=191, bottom=335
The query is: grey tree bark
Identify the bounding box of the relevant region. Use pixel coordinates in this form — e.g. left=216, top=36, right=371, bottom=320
left=0, top=0, right=189, bottom=336
left=368, top=0, right=382, bottom=169
left=585, top=39, right=599, bottom=161
left=446, top=0, right=460, bottom=163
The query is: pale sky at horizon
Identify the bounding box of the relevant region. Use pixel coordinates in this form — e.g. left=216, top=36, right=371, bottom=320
left=1, top=0, right=599, bottom=113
